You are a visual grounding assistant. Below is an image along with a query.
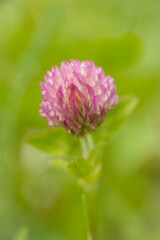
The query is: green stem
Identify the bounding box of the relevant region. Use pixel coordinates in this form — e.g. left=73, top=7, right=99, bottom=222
left=81, top=194, right=93, bottom=240
left=86, top=134, right=94, bottom=152
left=79, top=135, right=94, bottom=239
left=80, top=137, right=88, bottom=157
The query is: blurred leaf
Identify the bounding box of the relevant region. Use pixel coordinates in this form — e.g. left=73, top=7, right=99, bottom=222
left=67, top=142, right=105, bottom=182
left=76, top=156, right=92, bottom=175
left=67, top=157, right=92, bottom=178
left=49, top=159, right=67, bottom=169
left=80, top=141, right=105, bottom=183
left=67, top=161, right=82, bottom=178
left=93, top=95, right=139, bottom=142
left=85, top=163, right=102, bottom=184
left=13, top=227, right=28, bottom=240
left=25, top=127, right=80, bottom=157
left=88, top=141, right=106, bottom=166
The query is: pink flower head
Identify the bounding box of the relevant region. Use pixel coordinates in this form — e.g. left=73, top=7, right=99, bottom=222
left=39, top=59, right=119, bottom=136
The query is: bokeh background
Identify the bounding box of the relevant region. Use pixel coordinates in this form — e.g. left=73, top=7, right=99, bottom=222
left=0, top=0, right=160, bottom=239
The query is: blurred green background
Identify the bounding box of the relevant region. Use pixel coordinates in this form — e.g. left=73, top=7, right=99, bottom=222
left=0, top=0, right=160, bottom=239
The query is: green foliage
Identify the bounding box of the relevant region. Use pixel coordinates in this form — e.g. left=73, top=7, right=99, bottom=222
left=84, top=141, right=106, bottom=183
left=93, top=95, right=139, bottom=142
left=87, top=141, right=106, bottom=165
left=67, top=161, right=82, bottom=177
left=76, top=156, right=92, bottom=175
left=25, top=95, right=137, bottom=157
left=25, top=95, right=138, bottom=182
left=25, top=127, right=80, bottom=158
left=67, top=157, right=92, bottom=178
left=49, top=141, right=106, bottom=182
left=49, top=145, right=103, bottom=182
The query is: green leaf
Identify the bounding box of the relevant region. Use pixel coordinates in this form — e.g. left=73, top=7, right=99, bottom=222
left=49, top=159, right=67, bottom=169
left=67, top=161, right=82, bottom=177
left=76, top=156, right=92, bottom=175
left=88, top=141, right=106, bottom=166
left=85, top=163, right=102, bottom=184
left=77, top=141, right=105, bottom=183
left=93, top=95, right=139, bottom=142
left=25, top=127, right=80, bottom=157
left=13, top=227, right=28, bottom=240
left=62, top=141, right=106, bottom=181
left=67, top=157, right=92, bottom=178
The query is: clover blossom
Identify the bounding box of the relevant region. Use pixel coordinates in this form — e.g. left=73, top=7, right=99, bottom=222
left=39, top=59, right=119, bottom=136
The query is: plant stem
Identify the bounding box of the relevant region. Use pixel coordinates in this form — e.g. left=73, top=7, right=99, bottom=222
left=79, top=135, right=93, bottom=239
left=80, top=137, right=88, bottom=157
left=86, top=133, right=94, bottom=152
left=81, top=194, right=93, bottom=240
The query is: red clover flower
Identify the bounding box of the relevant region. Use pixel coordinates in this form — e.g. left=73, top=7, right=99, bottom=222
left=39, top=59, right=119, bottom=136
